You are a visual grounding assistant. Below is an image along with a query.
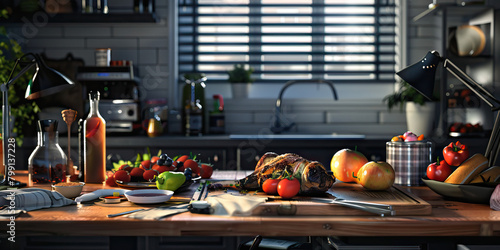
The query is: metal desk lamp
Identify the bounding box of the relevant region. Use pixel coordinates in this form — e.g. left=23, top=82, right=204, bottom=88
left=397, top=50, right=500, bottom=167
left=1, top=53, right=74, bottom=186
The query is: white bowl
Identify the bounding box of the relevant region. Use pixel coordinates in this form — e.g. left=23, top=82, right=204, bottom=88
left=124, top=189, right=174, bottom=204
left=52, top=182, right=85, bottom=198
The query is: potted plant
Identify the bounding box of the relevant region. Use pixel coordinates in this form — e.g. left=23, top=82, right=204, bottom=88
left=227, top=64, right=254, bottom=99
left=0, top=11, right=40, bottom=146
left=383, top=80, right=439, bottom=137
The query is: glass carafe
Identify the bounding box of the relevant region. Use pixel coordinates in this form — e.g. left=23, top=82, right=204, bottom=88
left=28, top=120, right=67, bottom=186
left=84, top=91, right=106, bottom=183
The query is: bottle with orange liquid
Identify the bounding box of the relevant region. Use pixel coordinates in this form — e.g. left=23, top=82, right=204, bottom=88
left=84, top=91, right=106, bottom=183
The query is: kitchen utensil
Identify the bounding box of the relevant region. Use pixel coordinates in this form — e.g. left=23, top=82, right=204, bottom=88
left=107, top=208, right=146, bottom=218
left=309, top=197, right=395, bottom=216
left=62, top=109, right=77, bottom=181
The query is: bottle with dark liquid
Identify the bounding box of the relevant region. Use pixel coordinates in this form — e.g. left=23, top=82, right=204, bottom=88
left=84, top=91, right=106, bottom=183
left=28, top=120, right=67, bottom=186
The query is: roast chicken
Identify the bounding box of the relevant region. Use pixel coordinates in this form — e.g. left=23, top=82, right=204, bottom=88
left=212, top=152, right=335, bottom=195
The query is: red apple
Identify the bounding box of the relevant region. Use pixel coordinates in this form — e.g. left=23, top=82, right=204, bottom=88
left=331, top=148, right=368, bottom=183
left=356, top=161, right=395, bottom=190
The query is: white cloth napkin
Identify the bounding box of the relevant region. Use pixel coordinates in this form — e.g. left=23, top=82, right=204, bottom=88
left=75, top=189, right=128, bottom=203
left=0, top=188, right=75, bottom=216
left=205, top=193, right=267, bottom=216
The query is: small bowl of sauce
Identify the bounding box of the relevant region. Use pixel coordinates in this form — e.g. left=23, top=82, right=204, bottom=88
left=100, top=194, right=125, bottom=204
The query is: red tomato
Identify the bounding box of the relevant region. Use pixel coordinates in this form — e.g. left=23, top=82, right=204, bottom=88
left=277, top=178, right=300, bottom=199
left=443, top=141, right=469, bottom=166
left=262, top=179, right=280, bottom=195
left=427, top=158, right=452, bottom=182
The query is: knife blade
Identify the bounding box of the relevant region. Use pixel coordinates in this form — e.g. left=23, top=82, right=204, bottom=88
left=309, top=197, right=395, bottom=216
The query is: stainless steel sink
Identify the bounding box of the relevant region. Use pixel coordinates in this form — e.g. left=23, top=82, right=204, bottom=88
left=229, top=134, right=365, bottom=140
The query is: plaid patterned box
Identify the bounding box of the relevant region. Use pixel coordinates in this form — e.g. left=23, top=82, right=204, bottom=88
left=386, top=141, right=432, bottom=186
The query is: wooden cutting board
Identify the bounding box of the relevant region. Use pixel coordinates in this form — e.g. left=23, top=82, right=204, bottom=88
left=204, top=181, right=431, bottom=216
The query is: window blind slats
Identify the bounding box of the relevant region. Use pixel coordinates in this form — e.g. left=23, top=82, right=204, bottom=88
left=179, top=0, right=397, bottom=84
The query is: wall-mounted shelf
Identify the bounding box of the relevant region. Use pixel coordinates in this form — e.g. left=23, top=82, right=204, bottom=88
left=413, top=4, right=491, bottom=22
left=1, top=13, right=157, bottom=23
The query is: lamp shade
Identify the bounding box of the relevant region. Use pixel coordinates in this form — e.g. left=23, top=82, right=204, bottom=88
left=396, top=51, right=442, bottom=100
left=25, top=54, right=74, bottom=100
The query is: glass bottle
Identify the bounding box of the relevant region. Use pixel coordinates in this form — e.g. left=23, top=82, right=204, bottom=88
left=28, top=120, right=67, bottom=186
left=84, top=91, right=106, bottom=183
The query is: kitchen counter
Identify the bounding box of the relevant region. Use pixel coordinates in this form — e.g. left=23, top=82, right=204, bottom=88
left=0, top=171, right=500, bottom=249
left=2, top=171, right=500, bottom=249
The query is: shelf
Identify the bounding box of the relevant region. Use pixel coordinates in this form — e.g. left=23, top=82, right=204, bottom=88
left=2, top=12, right=158, bottom=23
left=413, top=4, right=491, bottom=22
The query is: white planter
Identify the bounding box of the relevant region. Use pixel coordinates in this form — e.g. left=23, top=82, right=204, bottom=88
left=231, top=83, right=250, bottom=99
left=405, top=102, right=438, bottom=137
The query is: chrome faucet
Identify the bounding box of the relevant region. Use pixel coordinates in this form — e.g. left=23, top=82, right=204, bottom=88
left=271, top=79, right=338, bottom=134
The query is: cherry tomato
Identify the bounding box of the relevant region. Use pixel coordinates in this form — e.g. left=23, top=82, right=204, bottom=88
left=427, top=158, right=452, bottom=182
left=277, top=178, right=300, bottom=199
left=443, top=141, right=469, bottom=166
left=262, top=179, right=280, bottom=195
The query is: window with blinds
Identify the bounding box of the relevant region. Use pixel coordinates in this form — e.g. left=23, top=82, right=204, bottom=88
left=178, top=0, right=397, bottom=84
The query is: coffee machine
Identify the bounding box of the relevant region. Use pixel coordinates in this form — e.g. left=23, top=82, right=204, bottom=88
left=77, top=66, right=140, bottom=133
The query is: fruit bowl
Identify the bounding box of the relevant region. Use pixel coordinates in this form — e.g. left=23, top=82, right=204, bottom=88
left=422, top=178, right=496, bottom=204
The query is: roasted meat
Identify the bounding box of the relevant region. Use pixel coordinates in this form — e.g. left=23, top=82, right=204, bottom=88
left=238, top=152, right=335, bottom=195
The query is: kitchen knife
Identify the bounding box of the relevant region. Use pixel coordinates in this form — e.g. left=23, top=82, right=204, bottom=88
left=309, top=197, right=395, bottom=216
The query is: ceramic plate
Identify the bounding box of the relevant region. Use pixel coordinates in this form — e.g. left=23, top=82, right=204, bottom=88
left=449, top=25, right=486, bottom=57
left=422, top=178, right=495, bottom=204
left=124, top=189, right=174, bottom=204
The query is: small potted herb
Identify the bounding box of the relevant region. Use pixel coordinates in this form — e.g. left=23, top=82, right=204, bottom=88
left=383, top=80, right=439, bottom=137
left=227, top=64, right=254, bottom=99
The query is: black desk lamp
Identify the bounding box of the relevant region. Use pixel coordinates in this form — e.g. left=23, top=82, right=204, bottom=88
left=1, top=53, right=74, bottom=186
left=397, top=50, right=500, bottom=167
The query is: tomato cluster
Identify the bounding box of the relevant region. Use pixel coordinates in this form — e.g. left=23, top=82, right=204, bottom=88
left=427, top=141, right=470, bottom=182
left=262, top=177, right=300, bottom=199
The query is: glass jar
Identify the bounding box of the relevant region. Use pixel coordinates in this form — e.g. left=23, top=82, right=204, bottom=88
left=84, top=91, right=106, bottom=183
left=28, top=120, right=68, bottom=186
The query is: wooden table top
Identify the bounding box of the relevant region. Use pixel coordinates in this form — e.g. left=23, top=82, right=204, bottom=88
left=2, top=170, right=500, bottom=237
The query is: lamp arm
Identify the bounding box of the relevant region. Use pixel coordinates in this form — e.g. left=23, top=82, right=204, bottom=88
left=444, top=59, right=500, bottom=109
left=443, top=59, right=500, bottom=167
left=0, top=57, right=36, bottom=185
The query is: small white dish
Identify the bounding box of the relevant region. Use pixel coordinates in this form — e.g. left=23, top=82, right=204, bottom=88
left=124, top=189, right=174, bottom=204
left=99, top=195, right=126, bottom=204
